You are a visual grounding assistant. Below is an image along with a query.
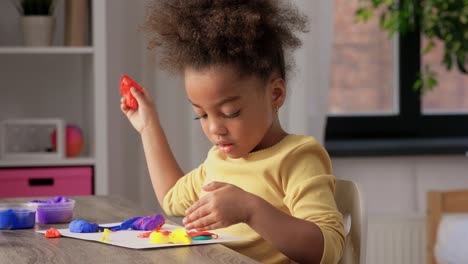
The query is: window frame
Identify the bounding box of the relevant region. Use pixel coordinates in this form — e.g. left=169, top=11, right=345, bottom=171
left=325, top=22, right=468, bottom=157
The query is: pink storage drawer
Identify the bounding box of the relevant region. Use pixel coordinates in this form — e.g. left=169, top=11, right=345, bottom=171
left=0, top=167, right=93, bottom=198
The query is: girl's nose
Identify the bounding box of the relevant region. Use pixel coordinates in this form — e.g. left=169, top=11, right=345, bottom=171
left=209, top=118, right=227, bottom=136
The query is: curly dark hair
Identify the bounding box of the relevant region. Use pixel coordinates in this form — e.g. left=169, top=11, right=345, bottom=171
left=142, top=0, right=308, bottom=81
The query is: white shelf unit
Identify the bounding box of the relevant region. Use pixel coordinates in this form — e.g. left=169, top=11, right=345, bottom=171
left=0, top=0, right=108, bottom=195
left=0, top=157, right=95, bottom=167
left=0, top=47, right=94, bottom=54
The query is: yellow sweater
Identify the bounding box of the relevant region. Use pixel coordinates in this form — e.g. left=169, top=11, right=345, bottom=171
left=163, top=134, right=344, bottom=263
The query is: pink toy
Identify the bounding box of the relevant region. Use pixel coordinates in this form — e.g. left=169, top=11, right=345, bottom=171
left=51, top=125, right=84, bottom=157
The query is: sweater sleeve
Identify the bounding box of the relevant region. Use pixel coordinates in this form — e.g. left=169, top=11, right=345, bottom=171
left=281, top=141, right=345, bottom=264
left=162, top=163, right=206, bottom=217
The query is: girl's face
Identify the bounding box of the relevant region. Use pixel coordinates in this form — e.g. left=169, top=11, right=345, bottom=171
left=185, top=65, right=286, bottom=159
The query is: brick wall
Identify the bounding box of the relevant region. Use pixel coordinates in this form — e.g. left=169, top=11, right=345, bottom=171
left=329, top=0, right=468, bottom=114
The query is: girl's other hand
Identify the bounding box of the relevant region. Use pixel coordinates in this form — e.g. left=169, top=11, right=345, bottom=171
left=120, top=86, right=159, bottom=134
left=183, top=182, right=256, bottom=231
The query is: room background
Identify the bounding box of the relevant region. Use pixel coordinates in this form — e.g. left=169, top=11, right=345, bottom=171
left=1, top=0, right=467, bottom=263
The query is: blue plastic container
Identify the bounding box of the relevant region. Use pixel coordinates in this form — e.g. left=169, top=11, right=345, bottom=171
left=0, top=203, right=37, bottom=229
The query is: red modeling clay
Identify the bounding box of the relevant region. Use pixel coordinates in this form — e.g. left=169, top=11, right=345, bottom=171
left=138, top=229, right=171, bottom=238
left=137, top=231, right=152, bottom=238
left=189, top=231, right=218, bottom=238
left=45, top=227, right=61, bottom=238
left=120, top=74, right=143, bottom=110
left=160, top=230, right=171, bottom=236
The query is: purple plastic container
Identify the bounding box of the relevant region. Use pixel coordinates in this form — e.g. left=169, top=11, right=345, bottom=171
left=29, top=197, right=75, bottom=224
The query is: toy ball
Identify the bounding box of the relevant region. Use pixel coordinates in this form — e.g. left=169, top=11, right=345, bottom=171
left=51, top=125, right=84, bottom=157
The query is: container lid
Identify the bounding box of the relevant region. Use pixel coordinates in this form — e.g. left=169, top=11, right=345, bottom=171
left=29, top=199, right=75, bottom=207
left=0, top=203, right=37, bottom=211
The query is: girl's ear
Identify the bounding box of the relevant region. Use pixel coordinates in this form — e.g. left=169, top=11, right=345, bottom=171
left=269, top=76, right=286, bottom=109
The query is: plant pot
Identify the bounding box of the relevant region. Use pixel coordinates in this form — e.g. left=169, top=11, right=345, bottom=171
left=21, top=16, right=55, bottom=46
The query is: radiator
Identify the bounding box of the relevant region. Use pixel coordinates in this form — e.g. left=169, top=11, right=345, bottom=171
left=367, top=215, right=426, bottom=264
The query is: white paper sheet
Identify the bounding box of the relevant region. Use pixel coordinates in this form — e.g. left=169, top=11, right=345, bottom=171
left=37, top=223, right=245, bottom=249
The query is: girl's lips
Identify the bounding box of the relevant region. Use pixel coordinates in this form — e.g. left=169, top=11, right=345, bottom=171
left=218, top=143, right=234, bottom=153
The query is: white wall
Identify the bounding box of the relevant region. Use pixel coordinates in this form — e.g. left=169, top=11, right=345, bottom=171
left=104, top=0, right=142, bottom=203
left=333, top=155, right=468, bottom=216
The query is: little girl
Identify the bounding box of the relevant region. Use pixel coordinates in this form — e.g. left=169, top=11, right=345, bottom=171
left=121, top=1, right=344, bottom=263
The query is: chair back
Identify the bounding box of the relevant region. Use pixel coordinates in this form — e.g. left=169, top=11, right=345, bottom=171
left=427, top=190, right=468, bottom=264
left=335, top=179, right=367, bottom=264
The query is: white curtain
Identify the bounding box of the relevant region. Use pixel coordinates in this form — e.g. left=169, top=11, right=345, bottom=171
left=281, top=0, right=334, bottom=144
left=131, top=0, right=334, bottom=210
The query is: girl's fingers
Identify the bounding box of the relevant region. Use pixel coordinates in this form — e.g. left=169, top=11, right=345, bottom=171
left=140, top=85, right=153, bottom=101
left=202, top=181, right=227, bottom=192
left=185, top=197, right=209, bottom=216
left=131, top=85, right=152, bottom=104
left=130, top=87, right=144, bottom=104
left=195, top=223, right=219, bottom=232
left=184, top=213, right=219, bottom=231
left=184, top=202, right=210, bottom=225
left=121, top=103, right=128, bottom=112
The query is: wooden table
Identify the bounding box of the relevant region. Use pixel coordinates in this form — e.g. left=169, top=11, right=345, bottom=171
left=0, top=195, right=258, bottom=264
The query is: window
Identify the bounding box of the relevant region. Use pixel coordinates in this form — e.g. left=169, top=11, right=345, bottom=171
left=421, top=38, right=468, bottom=113
left=326, top=0, right=468, bottom=156
left=329, top=0, right=395, bottom=115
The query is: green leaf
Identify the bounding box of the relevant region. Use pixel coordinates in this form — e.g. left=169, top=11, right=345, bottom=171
left=427, top=76, right=438, bottom=90
left=423, top=40, right=435, bottom=54
left=355, top=7, right=374, bottom=22
left=356, top=0, right=468, bottom=92
left=443, top=52, right=453, bottom=70
left=413, top=78, right=423, bottom=91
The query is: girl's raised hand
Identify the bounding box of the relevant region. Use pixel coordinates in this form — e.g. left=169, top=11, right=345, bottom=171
left=183, top=182, right=256, bottom=231
left=120, top=86, right=159, bottom=134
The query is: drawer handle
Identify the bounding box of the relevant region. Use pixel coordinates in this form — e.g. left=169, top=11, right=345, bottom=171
left=29, top=178, right=54, bottom=186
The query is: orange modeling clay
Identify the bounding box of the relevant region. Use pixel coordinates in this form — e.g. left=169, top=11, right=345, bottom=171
left=120, top=74, right=143, bottom=110
left=45, top=227, right=61, bottom=238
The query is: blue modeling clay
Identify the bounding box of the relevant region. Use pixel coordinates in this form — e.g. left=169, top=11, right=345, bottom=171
left=0, top=209, right=15, bottom=229
left=0, top=208, right=35, bottom=230
left=110, top=216, right=141, bottom=231
left=69, top=219, right=100, bottom=233
left=69, top=214, right=165, bottom=233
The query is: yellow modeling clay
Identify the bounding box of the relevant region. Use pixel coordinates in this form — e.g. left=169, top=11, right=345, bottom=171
left=100, top=234, right=110, bottom=242
left=169, top=228, right=192, bottom=244
left=99, top=228, right=113, bottom=242
left=149, top=228, right=192, bottom=244
left=149, top=231, right=171, bottom=244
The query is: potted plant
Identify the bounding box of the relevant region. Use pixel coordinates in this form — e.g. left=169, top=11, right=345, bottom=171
left=355, top=0, right=468, bottom=91
left=11, top=0, right=57, bottom=46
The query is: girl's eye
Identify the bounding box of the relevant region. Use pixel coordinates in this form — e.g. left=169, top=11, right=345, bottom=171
left=193, top=114, right=208, bottom=120
left=224, top=111, right=240, bottom=119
